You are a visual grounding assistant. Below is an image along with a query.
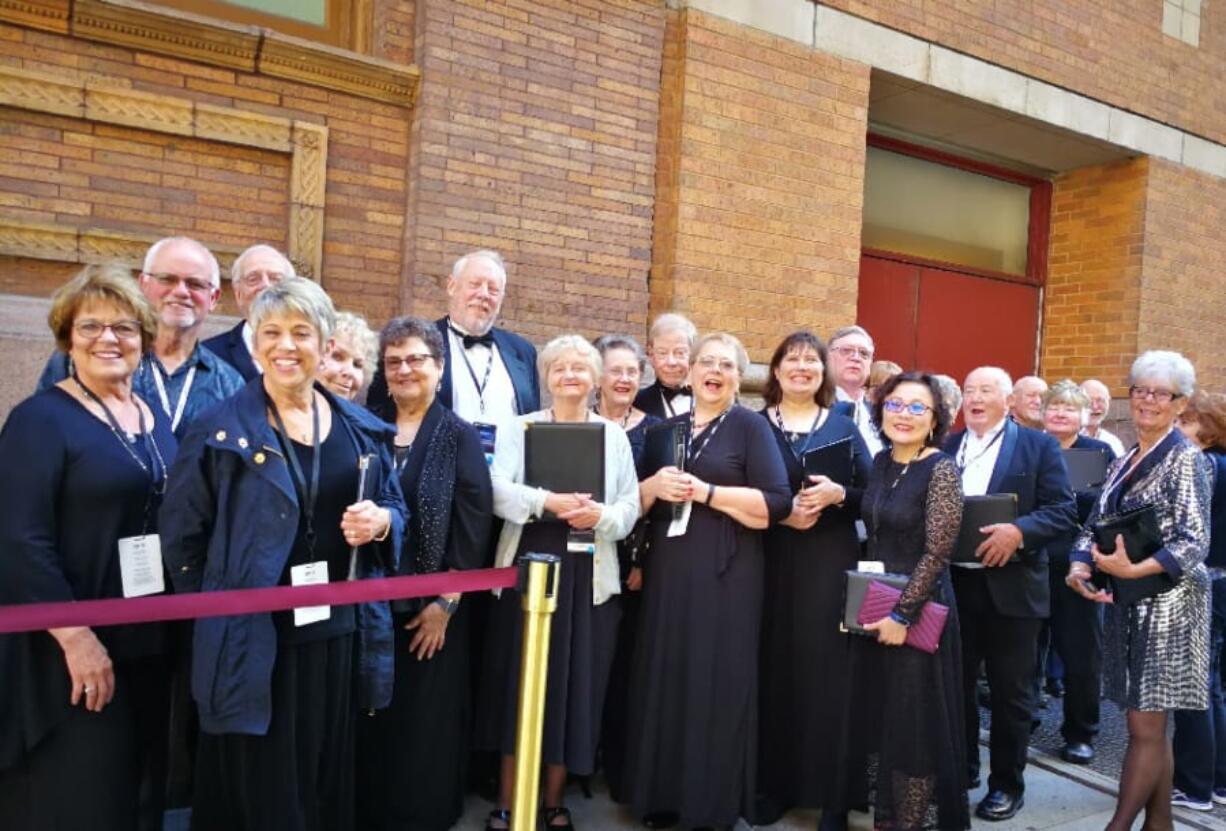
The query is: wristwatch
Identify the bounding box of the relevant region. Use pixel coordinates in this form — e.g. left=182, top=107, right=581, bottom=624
left=433, top=596, right=460, bottom=616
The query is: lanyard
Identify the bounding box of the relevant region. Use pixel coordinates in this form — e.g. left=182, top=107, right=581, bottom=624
left=956, top=426, right=1005, bottom=473
left=149, top=357, right=196, bottom=433
left=452, top=329, right=494, bottom=415
left=688, top=406, right=731, bottom=467
left=268, top=392, right=322, bottom=559
left=773, top=405, right=826, bottom=460
left=73, top=372, right=166, bottom=532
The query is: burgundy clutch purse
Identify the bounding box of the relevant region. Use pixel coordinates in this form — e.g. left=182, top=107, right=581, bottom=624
left=855, top=579, right=949, bottom=654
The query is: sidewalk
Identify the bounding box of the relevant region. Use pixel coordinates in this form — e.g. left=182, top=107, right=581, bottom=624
left=455, top=741, right=1226, bottom=830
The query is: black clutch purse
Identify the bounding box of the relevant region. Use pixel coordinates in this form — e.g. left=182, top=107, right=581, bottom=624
left=1090, top=504, right=1175, bottom=605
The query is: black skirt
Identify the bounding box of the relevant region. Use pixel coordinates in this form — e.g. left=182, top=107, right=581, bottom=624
left=355, top=606, right=473, bottom=831
left=475, top=522, right=621, bottom=774
left=192, top=633, right=355, bottom=831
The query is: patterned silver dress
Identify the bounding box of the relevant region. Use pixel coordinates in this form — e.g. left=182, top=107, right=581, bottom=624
left=1072, top=430, right=1213, bottom=711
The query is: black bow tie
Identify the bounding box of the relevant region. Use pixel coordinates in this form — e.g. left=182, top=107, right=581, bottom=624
left=660, top=383, right=691, bottom=402
left=450, top=324, right=494, bottom=350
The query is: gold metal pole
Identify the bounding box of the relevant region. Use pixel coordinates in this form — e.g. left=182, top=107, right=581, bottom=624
left=510, top=552, right=560, bottom=831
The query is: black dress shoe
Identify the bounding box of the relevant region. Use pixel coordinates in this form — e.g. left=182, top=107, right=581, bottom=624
left=967, top=772, right=981, bottom=790
left=818, top=809, right=848, bottom=831
left=751, top=795, right=785, bottom=826
left=642, top=811, right=679, bottom=829
left=1060, top=742, right=1094, bottom=764
left=1046, top=678, right=1065, bottom=697
left=976, top=791, right=1024, bottom=821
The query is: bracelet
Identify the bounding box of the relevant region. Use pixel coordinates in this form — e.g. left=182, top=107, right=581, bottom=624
left=706, top=484, right=717, bottom=505
left=373, top=514, right=392, bottom=543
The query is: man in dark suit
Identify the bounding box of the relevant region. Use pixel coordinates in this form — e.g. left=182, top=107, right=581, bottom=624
left=943, top=366, right=1077, bottom=821
left=634, top=313, right=696, bottom=419
left=201, top=244, right=295, bottom=381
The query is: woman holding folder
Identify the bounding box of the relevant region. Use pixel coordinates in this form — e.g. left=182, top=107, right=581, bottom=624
left=160, top=278, right=406, bottom=831
left=834, top=371, right=967, bottom=831
left=477, top=334, right=640, bottom=831
left=622, top=333, right=792, bottom=829
left=755, top=331, right=871, bottom=823
left=1068, top=351, right=1212, bottom=831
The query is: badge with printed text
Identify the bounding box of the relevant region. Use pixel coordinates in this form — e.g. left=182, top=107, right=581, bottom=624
left=118, top=534, right=165, bottom=598
left=291, top=561, right=331, bottom=627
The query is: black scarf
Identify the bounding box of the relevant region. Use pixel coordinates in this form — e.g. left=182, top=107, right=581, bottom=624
left=411, top=408, right=460, bottom=576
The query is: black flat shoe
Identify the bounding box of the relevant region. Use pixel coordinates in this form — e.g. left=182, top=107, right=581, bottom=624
left=818, top=809, right=848, bottom=831
left=976, top=790, right=1024, bottom=821
left=1060, top=742, right=1094, bottom=764
left=643, top=811, right=679, bottom=829
left=486, top=809, right=511, bottom=831
left=542, top=806, right=574, bottom=830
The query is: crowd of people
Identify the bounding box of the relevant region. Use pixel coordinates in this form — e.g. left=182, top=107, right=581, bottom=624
left=0, top=238, right=1221, bottom=831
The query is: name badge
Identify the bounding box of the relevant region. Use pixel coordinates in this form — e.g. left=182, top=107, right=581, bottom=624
left=117, top=534, right=165, bottom=598
left=291, top=561, right=331, bottom=627
left=474, top=422, right=497, bottom=466
left=667, top=501, right=692, bottom=538
left=567, top=530, right=596, bottom=555
left=857, top=560, right=885, bottom=574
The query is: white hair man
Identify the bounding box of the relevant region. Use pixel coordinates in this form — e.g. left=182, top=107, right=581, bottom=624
left=942, top=366, right=1077, bottom=821
left=1079, top=379, right=1126, bottom=456
left=828, top=324, right=883, bottom=455
left=1010, top=375, right=1048, bottom=431
left=201, top=244, right=295, bottom=381
left=634, top=313, right=698, bottom=419
left=37, top=236, right=244, bottom=437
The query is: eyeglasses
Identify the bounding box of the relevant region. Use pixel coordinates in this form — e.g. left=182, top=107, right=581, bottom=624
left=653, top=347, right=690, bottom=362
left=883, top=398, right=933, bottom=416
left=696, top=356, right=738, bottom=374
left=74, top=319, right=142, bottom=340
left=1129, top=385, right=1182, bottom=404
left=145, top=272, right=215, bottom=293
left=238, top=269, right=288, bottom=289
left=385, top=353, right=435, bottom=373
left=832, top=345, right=873, bottom=361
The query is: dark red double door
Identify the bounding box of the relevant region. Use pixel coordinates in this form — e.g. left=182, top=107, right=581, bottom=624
left=856, top=253, right=1041, bottom=387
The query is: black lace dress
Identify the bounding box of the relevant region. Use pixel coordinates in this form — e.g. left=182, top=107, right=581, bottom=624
left=834, top=451, right=969, bottom=831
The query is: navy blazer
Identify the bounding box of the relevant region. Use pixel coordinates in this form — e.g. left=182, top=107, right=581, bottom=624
left=1206, top=449, right=1226, bottom=570
left=366, top=318, right=540, bottom=418
left=202, top=321, right=259, bottom=382
left=943, top=419, right=1077, bottom=618
left=160, top=380, right=406, bottom=735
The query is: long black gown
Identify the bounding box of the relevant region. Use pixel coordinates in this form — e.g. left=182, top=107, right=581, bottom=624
left=757, top=409, right=872, bottom=812
left=355, top=401, right=492, bottom=831
left=835, top=451, right=969, bottom=831
left=622, top=405, right=792, bottom=826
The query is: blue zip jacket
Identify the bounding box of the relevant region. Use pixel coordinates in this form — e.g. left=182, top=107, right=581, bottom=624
left=160, top=379, right=406, bottom=735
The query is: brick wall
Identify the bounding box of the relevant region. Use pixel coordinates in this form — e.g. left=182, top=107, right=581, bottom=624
left=1137, top=159, right=1226, bottom=390
left=374, top=0, right=416, bottom=66
left=403, top=0, right=665, bottom=343
left=823, top=1, right=1226, bottom=145
left=1039, top=157, right=1148, bottom=394
left=650, top=8, right=869, bottom=360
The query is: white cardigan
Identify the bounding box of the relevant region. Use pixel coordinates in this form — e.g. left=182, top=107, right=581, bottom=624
left=490, top=410, right=640, bottom=605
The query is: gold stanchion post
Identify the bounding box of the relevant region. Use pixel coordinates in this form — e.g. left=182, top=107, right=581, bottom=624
left=510, top=552, right=561, bottom=831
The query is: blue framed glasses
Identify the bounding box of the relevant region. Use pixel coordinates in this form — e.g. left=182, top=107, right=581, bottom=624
left=883, top=398, right=933, bottom=416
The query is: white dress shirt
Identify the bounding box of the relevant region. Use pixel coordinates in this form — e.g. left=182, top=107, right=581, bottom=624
left=241, top=322, right=263, bottom=374
left=446, top=323, right=519, bottom=426
left=836, top=386, right=884, bottom=457
left=490, top=411, right=641, bottom=605
left=1084, top=426, right=1126, bottom=457
left=953, top=417, right=1008, bottom=570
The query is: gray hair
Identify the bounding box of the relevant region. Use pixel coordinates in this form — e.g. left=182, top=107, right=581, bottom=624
left=248, top=276, right=336, bottom=343
left=593, top=333, right=647, bottom=373
left=647, top=313, right=697, bottom=350
left=965, top=366, right=1014, bottom=395
left=143, top=236, right=220, bottom=288
left=332, top=311, right=378, bottom=373
left=933, top=374, right=962, bottom=416
left=538, top=334, right=602, bottom=382
left=452, top=249, right=507, bottom=285
left=829, top=324, right=874, bottom=350
left=1043, top=379, right=1089, bottom=412
left=1129, top=350, right=1196, bottom=397
left=694, top=332, right=750, bottom=377
left=230, top=244, right=295, bottom=283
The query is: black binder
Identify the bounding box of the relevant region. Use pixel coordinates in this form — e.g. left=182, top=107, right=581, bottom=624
left=802, top=436, right=855, bottom=486
left=640, top=420, right=689, bottom=522
left=842, top=570, right=908, bottom=635
left=951, top=494, right=1019, bottom=563
left=524, top=422, right=606, bottom=518
left=1091, top=504, right=1174, bottom=605
left=1064, top=447, right=1111, bottom=491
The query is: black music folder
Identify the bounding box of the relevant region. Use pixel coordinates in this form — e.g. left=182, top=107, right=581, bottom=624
left=641, top=420, right=688, bottom=476
left=524, top=422, right=606, bottom=517
left=952, top=493, right=1019, bottom=563
left=841, top=570, right=908, bottom=635
left=802, top=436, right=855, bottom=486
left=1064, top=447, right=1111, bottom=491
left=1091, top=504, right=1174, bottom=605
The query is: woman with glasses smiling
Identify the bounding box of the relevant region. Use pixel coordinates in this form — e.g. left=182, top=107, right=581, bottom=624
left=831, top=371, right=968, bottom=831
left=355, top=316, right=493, bottom=830
left=623, top=333, right=792, bottom=830
left=0, top=264, right=175, bottom=828
left=1068, top=351, right=1213, bottom=831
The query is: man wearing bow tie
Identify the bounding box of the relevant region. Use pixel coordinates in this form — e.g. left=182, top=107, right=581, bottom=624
left=829, top=325, right=884, bottom=457
left=634, top=313, right=697, bottom=419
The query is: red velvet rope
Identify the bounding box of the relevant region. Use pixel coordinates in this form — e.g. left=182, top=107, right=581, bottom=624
left=0, top=567, right=519, bottom=634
